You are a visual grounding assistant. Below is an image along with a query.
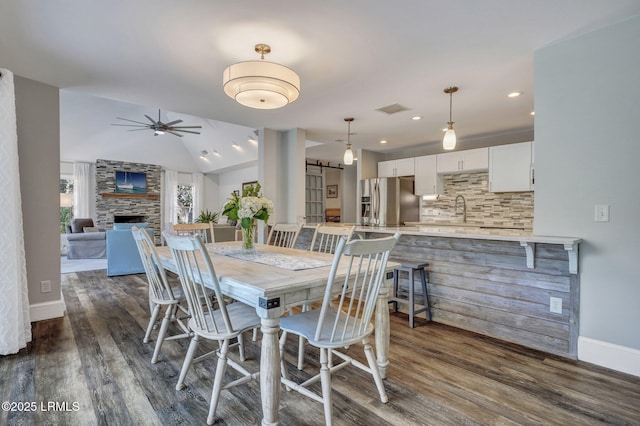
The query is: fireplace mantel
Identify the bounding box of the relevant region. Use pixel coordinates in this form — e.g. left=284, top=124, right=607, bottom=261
left=101, top=192, right=160, bottom=200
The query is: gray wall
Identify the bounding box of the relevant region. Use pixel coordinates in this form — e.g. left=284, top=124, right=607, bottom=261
left=15, top=76, right=61, bottom=306
left=535, top=16, right=640, bottom=351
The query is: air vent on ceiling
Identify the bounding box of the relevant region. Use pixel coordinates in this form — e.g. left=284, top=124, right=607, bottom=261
left=375, top=103, right=410, bottom=115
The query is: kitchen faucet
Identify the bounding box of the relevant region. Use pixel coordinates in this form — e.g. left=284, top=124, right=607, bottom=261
left=455, top=195, right=467, bottom=223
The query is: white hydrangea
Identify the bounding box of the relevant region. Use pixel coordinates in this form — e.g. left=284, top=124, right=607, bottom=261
left=238, top=196, right=273, bottom=220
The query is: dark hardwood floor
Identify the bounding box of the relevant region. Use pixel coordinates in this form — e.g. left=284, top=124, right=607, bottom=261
left=1, top=269, right=639, bottom=425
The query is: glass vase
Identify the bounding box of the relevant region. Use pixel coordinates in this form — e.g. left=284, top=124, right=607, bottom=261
left=241, top=220, right=257, bottom=254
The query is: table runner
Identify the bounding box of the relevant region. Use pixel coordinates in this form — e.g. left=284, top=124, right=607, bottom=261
left=208, top=244, right=332, bottom=271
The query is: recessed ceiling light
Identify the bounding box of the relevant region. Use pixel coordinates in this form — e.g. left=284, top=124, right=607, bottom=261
left=232, top=142, right=240, bottom=149
left=213, top=150, right=221, bottom=156
left=508, top=91, right=522, bottom=98
left=411, top=116, right=422, bottom=121
left=530, top=111, right=535, bottom=116
left=200, top=150, right=209, bottom=159
left=248, top=137, right=258, bottom=144
left=380, top=140, right=387, bottom=144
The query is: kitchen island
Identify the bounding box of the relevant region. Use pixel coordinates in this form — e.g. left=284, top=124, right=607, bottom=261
left=298, top=223, right=581, bottom=359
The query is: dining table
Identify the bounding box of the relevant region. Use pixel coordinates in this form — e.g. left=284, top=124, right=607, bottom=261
left=155, top=240, right=396, bottom=426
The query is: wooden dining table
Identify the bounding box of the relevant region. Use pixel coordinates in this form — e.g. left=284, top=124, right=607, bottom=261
left=156, top=241, right=395, bottom=426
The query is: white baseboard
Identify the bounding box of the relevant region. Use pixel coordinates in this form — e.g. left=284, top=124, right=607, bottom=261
left=578, top=336, right=640, bottom=377
left=29, top=299, right=66, bottom=322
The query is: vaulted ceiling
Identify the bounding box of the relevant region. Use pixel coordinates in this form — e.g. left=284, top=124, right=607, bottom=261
left=2, top=1, right=640, bottom=172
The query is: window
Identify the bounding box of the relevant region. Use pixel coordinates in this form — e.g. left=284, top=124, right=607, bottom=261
left=60, top=178, right=74, bottom=233
left=176, top=184, right=193, bottom=224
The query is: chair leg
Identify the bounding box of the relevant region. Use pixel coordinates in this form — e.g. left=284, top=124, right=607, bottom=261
left=176, top=335, right=199, bottom=391
left=237, top=332, right=246, bottom=362
left=279, top=331, right=291, bottom=391
left=319, top=348, right=333, bottom=426
left=409, top=269, right=415, bottom=328
left=144, top=303, right=162, bottom=343
left=207, top=339, right=230, bottom=425
left=297, top=336, right=305, bottom=370
left=420, top=267, right=431, bottom=321
left=362, top=337, right=388, bottom=403
left=151, top=306, right=173, bottom=363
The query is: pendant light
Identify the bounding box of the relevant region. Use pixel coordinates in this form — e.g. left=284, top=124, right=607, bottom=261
left=343, top=117, right=354, bottom=165
left=223, top=43, right=300, bottom=109
left=443, top=86, right=458, bottom=150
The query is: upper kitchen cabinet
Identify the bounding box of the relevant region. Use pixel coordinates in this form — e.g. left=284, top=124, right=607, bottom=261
left=436, top=147, right=488, bottom=174
left=489, top=141, right=534, bottom=192
left=414, top=155, right=438, bottom=195
left=378, top=157, right=415, bottom=177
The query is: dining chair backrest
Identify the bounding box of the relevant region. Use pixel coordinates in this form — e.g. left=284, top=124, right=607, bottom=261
left=132, top=226, right=177, bottom=302
left=163, top=232, right=234, bottom=336
left=267, top=223, right=302, bottom=248
left=171, top=222, right=215, bottom=243
left=310, top=224, right=356, bottom=254
left=314, top=232, right=400, bottom=345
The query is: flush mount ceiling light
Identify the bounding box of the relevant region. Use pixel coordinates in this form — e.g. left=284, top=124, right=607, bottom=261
left=343, top=117, right=355, bottom=165
left=223, top=43, right=300, bottom=110
left=443, top=86, right=459, bottom=150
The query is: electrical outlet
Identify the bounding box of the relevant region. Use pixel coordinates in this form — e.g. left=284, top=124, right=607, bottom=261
left=550, top=296, right=562, bottom=314
left=41, top=280, right=52, bottom=293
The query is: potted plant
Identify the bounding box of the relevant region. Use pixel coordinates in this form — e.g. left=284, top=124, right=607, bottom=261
left=195, top=209, right=219, bottom=224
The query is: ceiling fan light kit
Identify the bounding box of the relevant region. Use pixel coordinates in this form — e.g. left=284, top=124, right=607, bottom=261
left=443, top=86, right=458, bottom=150
left=223, top=43, right=300, bottom=109
left=113, top=109, right=202, bottom=138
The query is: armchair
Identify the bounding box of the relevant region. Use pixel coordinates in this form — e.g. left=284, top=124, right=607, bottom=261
left=65, top=218, right=107, bottom=259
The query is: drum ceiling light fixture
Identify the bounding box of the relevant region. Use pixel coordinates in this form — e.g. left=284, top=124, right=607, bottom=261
left=223, top=43, right=300, bottom=109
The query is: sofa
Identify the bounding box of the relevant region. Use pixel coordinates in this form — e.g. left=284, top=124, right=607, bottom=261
left=107, top=222, right=154, bottom=276
left=66, top=218, right=107, bottom=259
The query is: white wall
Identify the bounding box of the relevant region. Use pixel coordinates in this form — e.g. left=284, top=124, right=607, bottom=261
left=534, top=16, right=640, bottom=373
left=216, top=165, right=258, bottom=221
left=16, top=75, right=65, bottom=319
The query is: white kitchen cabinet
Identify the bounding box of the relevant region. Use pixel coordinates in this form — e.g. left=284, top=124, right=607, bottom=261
left=489, top=141, right=534, bottom=192
left=378, top=158, right=415, bottom=177
left=436, top=147, right=488, bottom=173
left=414, top=155, right=438, bottom=195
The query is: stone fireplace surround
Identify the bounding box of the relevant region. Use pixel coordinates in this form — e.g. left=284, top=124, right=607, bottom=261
left=95, top=159, right=161, bottom=242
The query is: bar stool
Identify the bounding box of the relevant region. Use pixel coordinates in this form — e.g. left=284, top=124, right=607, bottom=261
left=388, top=260, right=431, bottom=328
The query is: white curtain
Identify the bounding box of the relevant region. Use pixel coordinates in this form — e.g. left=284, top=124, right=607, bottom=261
left=0, top=68, right=31, bottom=355
left=192, top=172, right=204, bottom=220
left=73, top=162, right=92, bottom=218
left=163, top=169, right=178, bottom=231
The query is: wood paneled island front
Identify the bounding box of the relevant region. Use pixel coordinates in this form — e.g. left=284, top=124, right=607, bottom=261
left=300, top=224, right=582, bottom=359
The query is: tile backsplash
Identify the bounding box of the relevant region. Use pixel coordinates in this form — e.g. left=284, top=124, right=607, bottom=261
left=420, top=172, right=533, bottom=229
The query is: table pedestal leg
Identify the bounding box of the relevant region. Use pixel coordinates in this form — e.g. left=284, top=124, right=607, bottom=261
left=260, top=317, right=281, bottom=426
left=375, top=277, right=391, bottom=379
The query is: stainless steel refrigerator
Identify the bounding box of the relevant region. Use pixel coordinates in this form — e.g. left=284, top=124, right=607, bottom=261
left=360, top=177, right=419, bottom=226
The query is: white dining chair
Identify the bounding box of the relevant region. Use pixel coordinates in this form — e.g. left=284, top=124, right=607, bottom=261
left=310, top=224, right=355, bottom=254
left=132, top=226, right=192, bottom=364
left=294, top=224, right=357, bottom=369
left=279, top=232, right=400, bottom=425
left=171, top=222, right=215, bottom=243
left=267, top=223, right=302, bottom=248
left=164, top=232, right=261, bottom=425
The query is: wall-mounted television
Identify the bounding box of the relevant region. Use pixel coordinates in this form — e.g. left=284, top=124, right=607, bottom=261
left=115, top=171, right=147, bottom=194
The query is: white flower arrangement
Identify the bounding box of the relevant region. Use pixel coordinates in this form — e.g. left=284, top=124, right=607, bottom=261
left=222, top=182, right=273, bottom=229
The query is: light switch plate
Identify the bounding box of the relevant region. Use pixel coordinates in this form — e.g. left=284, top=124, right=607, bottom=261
left=550, top=296, right=563, bottom=314
left=594, top=204, right=609, bottom=222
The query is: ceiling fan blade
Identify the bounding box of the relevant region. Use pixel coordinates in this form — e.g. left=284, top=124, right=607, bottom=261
left=165, top=129, right=183, bottom=137
left=175, top=130, right=201, bottom=134
left=171, top=125, right=202, bottom=129
left=111, top=123, right=149, bottom=128
left=128, top=128, right=151, bottom=132
left=165, top=119, right=183, bottom=126
left=115, top=117, right=151, bottom=125
left=144, top=115, right=156, bottom=124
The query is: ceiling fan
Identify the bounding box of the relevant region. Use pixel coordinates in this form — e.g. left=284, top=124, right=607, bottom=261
left=113, top=109, right=202, bottom=137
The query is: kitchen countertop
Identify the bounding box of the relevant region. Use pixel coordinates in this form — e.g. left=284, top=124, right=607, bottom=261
left=301, top=222, right=582, bottom=273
